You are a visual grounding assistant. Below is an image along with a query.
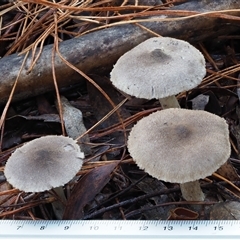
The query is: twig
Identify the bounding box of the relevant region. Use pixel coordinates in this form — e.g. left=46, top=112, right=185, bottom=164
left=125, top=201, right=217, bottom=219
left=83, top=187, right=180, bottom=219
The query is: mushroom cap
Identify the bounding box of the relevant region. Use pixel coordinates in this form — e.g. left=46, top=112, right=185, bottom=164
left=128, top=109, right=230, bottom=183
left=4, top=135, right=84, bottom=192
left=110, top=37, right=206, bottom=99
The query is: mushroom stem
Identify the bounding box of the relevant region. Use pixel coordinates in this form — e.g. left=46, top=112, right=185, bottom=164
left=159, top=96, right=180, bottom=109
left=180, top=180, right=205, bottom=201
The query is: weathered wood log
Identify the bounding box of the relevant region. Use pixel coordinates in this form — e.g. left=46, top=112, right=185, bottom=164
left=0, top=0, right=240, bottom=105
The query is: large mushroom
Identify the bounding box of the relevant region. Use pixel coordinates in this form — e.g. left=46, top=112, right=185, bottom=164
left=110, top=37, right=206, bottom=109
left=4, top=135, right=84, bottom=192
left=128, top=108, right=231, bottom=201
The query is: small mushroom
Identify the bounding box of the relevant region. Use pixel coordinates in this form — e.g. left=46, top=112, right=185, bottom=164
left=4, top=135, right=84, bottom=192
left=110, top=37, right=206, bottom=109
left=128, top=108, right=231, bottom=201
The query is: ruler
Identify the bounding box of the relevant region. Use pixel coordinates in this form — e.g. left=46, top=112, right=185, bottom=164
left=0, top=220, right=239, bottom=239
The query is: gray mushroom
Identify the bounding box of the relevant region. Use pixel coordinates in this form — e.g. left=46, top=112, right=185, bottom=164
left=110, top=37, right=206, bottom=109
left=4, top=135, right=84, bottom=192
left=127, top=108, right=231, bottom=201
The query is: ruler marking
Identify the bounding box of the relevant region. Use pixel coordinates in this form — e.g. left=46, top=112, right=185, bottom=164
left=1, top=220, right=240, bottom=239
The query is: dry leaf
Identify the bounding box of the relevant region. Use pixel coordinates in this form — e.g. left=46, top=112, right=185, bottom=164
left=63, top=161, right=119, bottom=219
left=57, top=96, right=91, bottom=155
left=210, top=201, right=240, bottom=220
left=190, top=94, right=209, bottom=110
left=216, top=161, right=240, bottom=181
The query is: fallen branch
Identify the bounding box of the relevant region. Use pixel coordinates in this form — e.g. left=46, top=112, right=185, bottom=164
left=0, top=0, right=240, bottom=105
